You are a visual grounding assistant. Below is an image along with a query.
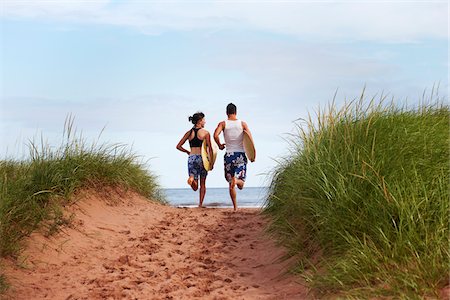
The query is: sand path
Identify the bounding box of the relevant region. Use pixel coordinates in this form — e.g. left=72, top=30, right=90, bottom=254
left=2, top=189, right=308, bottom=299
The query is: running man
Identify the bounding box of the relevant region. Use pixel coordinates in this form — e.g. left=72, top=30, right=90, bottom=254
left=214, top=103, right=254, bottom=211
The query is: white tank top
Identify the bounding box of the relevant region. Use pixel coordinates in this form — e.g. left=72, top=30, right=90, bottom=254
left=224, top=119, right=245, bottom=153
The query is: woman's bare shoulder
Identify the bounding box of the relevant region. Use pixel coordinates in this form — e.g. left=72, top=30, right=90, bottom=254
left=199, top=128, right=210, bottom=136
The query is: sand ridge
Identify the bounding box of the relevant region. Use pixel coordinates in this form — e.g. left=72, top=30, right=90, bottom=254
left=2, top=189, right=308, bottom=299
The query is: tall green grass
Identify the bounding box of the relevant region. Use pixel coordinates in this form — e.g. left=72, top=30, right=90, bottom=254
left=0, top=274, right=6, bottom=294
left=0, top=117, right=165, bottom=289
left=265, top=91, right=449, bottom=298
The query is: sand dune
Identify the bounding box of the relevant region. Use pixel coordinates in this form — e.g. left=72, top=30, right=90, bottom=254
left=2, top=189, right=308, bottom=299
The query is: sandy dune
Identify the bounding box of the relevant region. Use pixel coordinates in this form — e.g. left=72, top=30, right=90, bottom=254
left=2, top=189, right=308, bottom=299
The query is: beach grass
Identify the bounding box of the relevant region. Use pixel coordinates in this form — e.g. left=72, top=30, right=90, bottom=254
left=0, top=274, right=6, bottom=294
left=0, top=117, right=165, bottom=288
left=264, top=89, right=449, bottom=298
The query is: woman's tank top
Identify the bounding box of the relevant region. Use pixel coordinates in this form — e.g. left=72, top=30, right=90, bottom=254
left=224, top=120, right=244, bottom=153
left=189, top=128, right=203, bottom=147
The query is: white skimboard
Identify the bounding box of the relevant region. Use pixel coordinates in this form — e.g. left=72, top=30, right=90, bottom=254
left=243, top=131, right=256, bottom=162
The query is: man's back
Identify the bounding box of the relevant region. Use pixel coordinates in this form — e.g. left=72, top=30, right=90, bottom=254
left=224, top=119, right=244, bottom=153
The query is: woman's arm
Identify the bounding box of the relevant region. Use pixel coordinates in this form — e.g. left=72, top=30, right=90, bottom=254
left=176, top=130, right=191, bottom=155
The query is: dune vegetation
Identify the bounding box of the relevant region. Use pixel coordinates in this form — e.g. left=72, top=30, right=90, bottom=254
left=265, top=90, right=449, bottom=298
left=0, top=117, right=165, bottom=291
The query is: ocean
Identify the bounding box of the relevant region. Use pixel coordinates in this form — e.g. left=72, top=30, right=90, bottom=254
left=163, top=186, right=269, bottom=208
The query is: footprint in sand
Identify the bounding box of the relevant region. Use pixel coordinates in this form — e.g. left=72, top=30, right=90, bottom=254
left=102, top=262, right=116, bottom=271
left=139, top=236, right=149, bottom=242
left=239, top=272, right=252, bottom=277
left=143, top=271, right=155, bottom=278
left=118, top=255, right=130, bottom=265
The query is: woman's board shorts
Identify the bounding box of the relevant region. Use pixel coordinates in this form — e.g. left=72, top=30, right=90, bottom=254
left=188, top=154, right=208, bottom=180
left=224, top=152, right=247, bottom=183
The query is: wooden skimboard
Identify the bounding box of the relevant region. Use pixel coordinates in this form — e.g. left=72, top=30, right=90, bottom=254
left=201, top=139, right=218, bottom=171
left=243, top=131, right=256, bottom=162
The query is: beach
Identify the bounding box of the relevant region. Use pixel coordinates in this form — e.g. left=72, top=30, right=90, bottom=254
left=1, top=188, right=307, bottom=299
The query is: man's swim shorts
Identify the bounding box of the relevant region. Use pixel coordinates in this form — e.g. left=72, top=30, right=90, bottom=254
left=224, top=152, right=247, bottom=183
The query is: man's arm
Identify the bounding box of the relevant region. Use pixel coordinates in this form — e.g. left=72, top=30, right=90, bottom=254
left=214, top=121, right=226, bottom=150
left=242, top=121, right=255, bottom=162
left=242, top=121, right=254, bottom=141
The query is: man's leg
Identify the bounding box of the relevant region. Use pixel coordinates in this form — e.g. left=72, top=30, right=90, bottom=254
left=236, top=178, right=244, bottom=190
left=225, top=153, right=238, bottom=211
left=229, top=177, right=237, bottom=211
left=235, top=154, right=247, bottom=190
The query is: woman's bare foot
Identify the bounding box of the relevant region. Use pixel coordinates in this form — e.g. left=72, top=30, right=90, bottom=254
left=187, top=177, right=198, bottom=191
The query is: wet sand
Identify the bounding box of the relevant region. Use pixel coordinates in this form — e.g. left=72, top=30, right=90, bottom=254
left=2, top=189, right=308, bottom=299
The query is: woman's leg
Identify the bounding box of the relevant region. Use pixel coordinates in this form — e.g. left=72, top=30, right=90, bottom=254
left=199, top=177, right=206, bottom=207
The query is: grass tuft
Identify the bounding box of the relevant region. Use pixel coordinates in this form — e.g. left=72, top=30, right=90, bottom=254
left=264, top=90, right=449, bottom=298
left=0, top=274, right=7, bottom=294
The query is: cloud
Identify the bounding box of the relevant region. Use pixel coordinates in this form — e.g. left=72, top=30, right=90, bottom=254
left=2, top=1, right=447, bottom=41
left=206, top=38, right=399, bottom=102
left=0, top=94, right=197, bottom=132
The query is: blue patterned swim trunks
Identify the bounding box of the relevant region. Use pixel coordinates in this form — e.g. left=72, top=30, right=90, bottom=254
left=224, top=152, right=247, bottom=183
left=188, top=155, right=207, bottom=180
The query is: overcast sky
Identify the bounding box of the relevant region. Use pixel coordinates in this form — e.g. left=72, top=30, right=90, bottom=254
left=0, top=1, right=448, bottom=188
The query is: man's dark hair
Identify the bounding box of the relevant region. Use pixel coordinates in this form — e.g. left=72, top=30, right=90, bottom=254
left=226, top=103, right=237, bottom=115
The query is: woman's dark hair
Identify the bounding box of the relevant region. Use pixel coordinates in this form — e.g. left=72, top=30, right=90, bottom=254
left=226, top=103, right=237, bottom=115
left=188, top=112, right=205, bottom=125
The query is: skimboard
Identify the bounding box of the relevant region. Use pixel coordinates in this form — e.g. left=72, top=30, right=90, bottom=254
left=201, top=139, right=218, bottom=171
left=243, top=131, right=256, bottom=162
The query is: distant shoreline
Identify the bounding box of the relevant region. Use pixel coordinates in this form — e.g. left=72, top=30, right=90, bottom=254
left=163, top=186, right=268, bottom=208
left=163, top=186, right=270, bottom=190
left=173, top=204, right=263, bottom=209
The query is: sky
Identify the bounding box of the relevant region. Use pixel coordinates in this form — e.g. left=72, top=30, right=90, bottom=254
left=0, top=1, right=448, bottom=188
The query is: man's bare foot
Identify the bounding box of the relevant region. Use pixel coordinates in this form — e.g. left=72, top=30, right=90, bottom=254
left=236, top=179, right=244, bottom=190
